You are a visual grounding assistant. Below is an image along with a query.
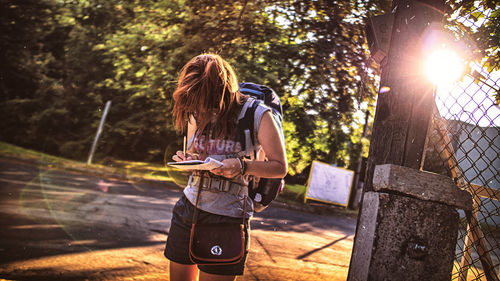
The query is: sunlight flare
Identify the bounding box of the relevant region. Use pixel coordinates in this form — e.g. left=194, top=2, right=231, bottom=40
left=424, top=48, right=464, bottom=87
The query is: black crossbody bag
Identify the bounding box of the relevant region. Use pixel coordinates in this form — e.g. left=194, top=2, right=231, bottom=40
left=188, top=173, right=247, bottom=265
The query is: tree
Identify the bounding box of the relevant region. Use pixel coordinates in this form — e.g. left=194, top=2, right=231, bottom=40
left=445, top=0, right=499, bottom=103
left=262, top=0, right=380, bottom=175
left=1, top=0, right=383, bottom=178
left=0, top=0, right=66, bottom=151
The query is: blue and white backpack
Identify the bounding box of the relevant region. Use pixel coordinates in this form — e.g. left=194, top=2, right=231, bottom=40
left=238, top=82, right=285, bottom=212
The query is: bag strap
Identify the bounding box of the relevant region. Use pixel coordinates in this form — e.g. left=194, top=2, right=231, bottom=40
left=191, top=171, right=248, bottom=226
left=237, top=99, right=260, bottom=159
left=191, top=171, right=205, bottom=224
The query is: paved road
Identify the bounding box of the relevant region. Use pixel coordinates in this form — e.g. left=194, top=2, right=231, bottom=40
left=0, top=157, right=356, bottom=280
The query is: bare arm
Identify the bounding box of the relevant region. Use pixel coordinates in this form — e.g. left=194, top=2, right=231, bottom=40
left=245, top=111, right=288, bottom=178
left=211, top=111, right=287, bottom=178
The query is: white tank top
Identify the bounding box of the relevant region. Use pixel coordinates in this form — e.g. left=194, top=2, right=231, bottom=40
left=183, top=98, right=270, bottom=218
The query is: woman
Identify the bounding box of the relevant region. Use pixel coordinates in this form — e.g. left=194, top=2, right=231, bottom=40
left=164, top=53, right=287, bottom=281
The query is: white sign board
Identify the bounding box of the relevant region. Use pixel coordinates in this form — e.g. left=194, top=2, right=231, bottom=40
left=305, top=161, right=354, bottom=207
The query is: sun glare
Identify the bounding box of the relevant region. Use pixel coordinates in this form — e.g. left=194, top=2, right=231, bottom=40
left=424, top=49, right=464, bottom=87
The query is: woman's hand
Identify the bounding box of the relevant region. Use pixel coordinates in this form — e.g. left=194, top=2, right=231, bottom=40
left=171, top=151, right=198, bottom=162
left=210, top=158, right=241, bottom=178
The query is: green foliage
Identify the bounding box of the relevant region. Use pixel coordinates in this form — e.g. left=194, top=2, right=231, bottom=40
left=1, top=0, right=384, bottom=180
left=445, top=0, right=499, bottom=102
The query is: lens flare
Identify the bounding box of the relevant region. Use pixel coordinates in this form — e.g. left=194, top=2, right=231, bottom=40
left=164, top=146, right=190, bottom=188
left=424, top=49, right=464, bottom=86
left=379, top=86, right=391, bottom=94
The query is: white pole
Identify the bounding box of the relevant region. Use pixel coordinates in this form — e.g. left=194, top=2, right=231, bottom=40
left=87, top=100, right=112, bottom=165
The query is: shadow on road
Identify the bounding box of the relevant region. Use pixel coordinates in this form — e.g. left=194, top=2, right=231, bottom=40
left=0, top=157, right=356, bottom=281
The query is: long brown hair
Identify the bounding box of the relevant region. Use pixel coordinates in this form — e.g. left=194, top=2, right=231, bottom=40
left=172, top=53, right=246, bottom=139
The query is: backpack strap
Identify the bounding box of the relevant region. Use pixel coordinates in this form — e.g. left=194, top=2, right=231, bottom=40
left=237, top=98, right=261, bottom=160
left=237, top=98, right=254, bottom=121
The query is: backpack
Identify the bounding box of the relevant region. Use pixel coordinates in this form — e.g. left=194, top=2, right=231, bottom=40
left=238, top=82, right=285, bottom=212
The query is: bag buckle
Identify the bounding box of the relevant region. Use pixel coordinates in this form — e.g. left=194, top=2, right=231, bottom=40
left=196, top=175, right=246, bottom=196
left=210, top=178, right=228, bottom=192
left=220, top=180, right=230, bottom=192
left=202, top=177, right=211, bottom=189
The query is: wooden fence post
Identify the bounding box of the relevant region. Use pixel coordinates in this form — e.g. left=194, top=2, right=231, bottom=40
left=362, top=0, right=444, bottom=193
left=348, top=0, right=447, bottom=280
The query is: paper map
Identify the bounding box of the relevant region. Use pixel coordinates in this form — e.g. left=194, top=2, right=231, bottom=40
left=167, top=157, right=224, bottom=170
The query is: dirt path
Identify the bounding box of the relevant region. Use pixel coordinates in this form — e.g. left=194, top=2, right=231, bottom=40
left=0, top=157, right=355, bottom=280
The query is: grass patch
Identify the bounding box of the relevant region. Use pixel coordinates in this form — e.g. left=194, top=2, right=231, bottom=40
left=107, top=159, right=175, bottom=182
left=0, top=141, right=69, bottom=164
left=0, top=141, right=173, bottom=182
left=282, top=183, right=307, bottom=202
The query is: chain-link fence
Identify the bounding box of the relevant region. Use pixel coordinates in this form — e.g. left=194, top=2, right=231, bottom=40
left=425, top=3, right=499, bottom=280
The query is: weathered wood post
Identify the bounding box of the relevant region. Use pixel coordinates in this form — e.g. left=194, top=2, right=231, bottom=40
left=347, top=0, right=473, bottom=280
left=363, top=0, right=443, bottom=182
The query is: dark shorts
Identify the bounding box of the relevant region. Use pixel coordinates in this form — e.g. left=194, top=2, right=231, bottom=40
left=164, top=194, right=250, bottom=276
